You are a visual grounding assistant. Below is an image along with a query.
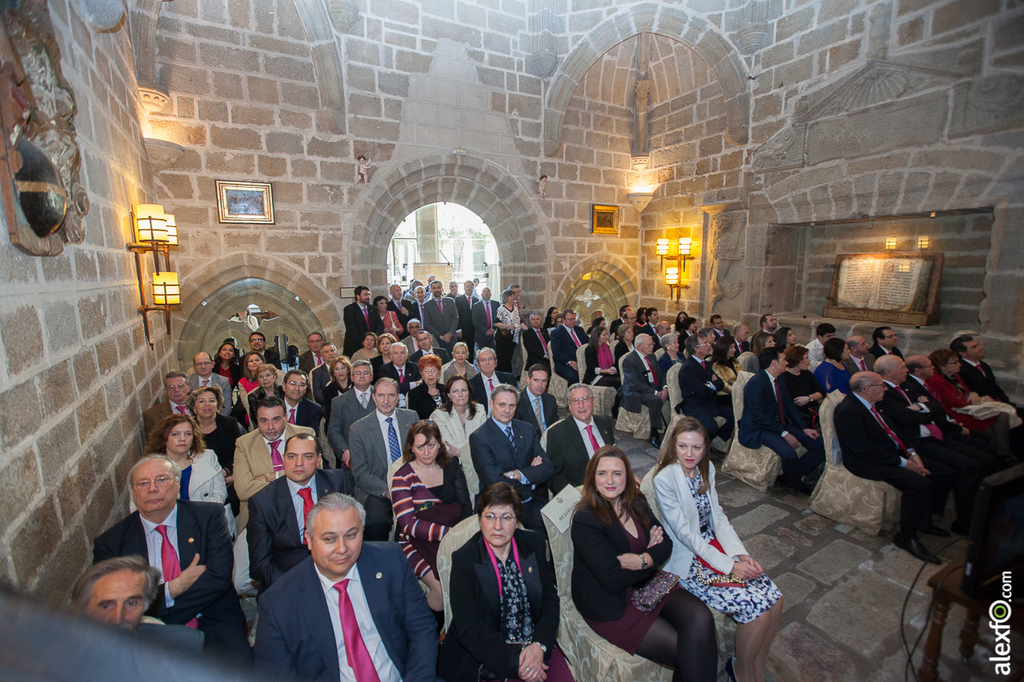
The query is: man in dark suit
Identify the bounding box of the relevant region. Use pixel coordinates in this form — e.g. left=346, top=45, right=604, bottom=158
left=547, top=384, right=615, bottom=494
left=636, top=307, right=661, bottom=350
left=731, top=323, right=750, bottom=355
left=951, top=335, right=1019, bottom=410
left=620, top=333, right=669, bottom=448
left=143, top=372, right=191, bottom=441
left=679, top=333, right=734, bottom=443
left=470, top=384, right=553, bottom=531
left=342, top=286, right=384, bottom=358
left=454, top=280, right=478, bottom=361
left=254, top=494, right=437, bottom=681
left=188, top=353, right=232, bottom=415
left=407, top=285, right=429, bottom=325
left=608, top=305, right=634, bottom=338
left=326, top=360, right=376, bottom=469
left=470, top=347, right=514, bottom=414
left=408, top=330, right=452, bottom=365
left=297, top=331, right=325, bottom=374
left=387, top=284, right=413, bottom=339
left=522, top=312, right=552, bottom=371
left=423, top=280, right=459, bottom=354
left=310, top=343, right=337, bottom=404
left=737, top=347, right=825, bottom=495
left=834, top=372, right=955, bottom=563
left=282, top=369, right=322, bottom=431
left=247, top=434, right=353, bottom=591
left=249, top=331, right=281, bottom=369
left=549, top=308, right=589, bottom=385
left=93, top=456, right=250, bottom=664
left=902, top=355, right=1000, bottom=450
left=875, top=355, right=989, bottom=534
left=472, top=287, right=500, bottom=352
left=843, top=335, right=876, bottom=374
left=347, top=379, right=418, bottom=540
left=869, top=326, right=905, bottom=360
left=376, top=342, right=420, bottom=402
left=515, top=364, right=558, bottom=436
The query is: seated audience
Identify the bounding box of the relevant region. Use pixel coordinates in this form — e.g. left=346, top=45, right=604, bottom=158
left=439, top=483, right=573, bottom=682
left=442, top=341, right=478, bottom=382
left=469, top=347, right=514, bottom=412
left=550, top=308, right=589, bottom=385
left=657, top=331, right=684, bottom=374
left=843, top=335, right=875, bottom=374
left=410, top=329, right=452, bottom=365
left=234, top=396, right=316, bottom=530
left=93, top=456, right=250, bottom=664
left=213, top=341, right=242, bottom=388
left=143, top=372, right=191, bottom=442
left=431, top=375, right=487, bottom=465
left=371, top=332, right=397, bottom=376
left=326, top=360, right=376, bottom=470
left=654, top=418, right=783, bottom=682
left=758, top=314, right=778, bottom=334
left=710, top=334, right=743, bottom=402
left=805, top=323, right=836, bottom=366
left=254, top=494, right=437, bottom=681
left=772, top=326, right=797, bottom=351
left=546, top=384, right=615, bottom=494
left=571, top=446, right=716, bottom=681
left=621, top=333, right=669, bottom=448
left=609, top=306, right=636, bottom=338
left=310, top=342, right=338, bottom=404
left=673, top=311, right=690, bottom=334
left=708, top=313, right=727, bottom=338
left=246, top=363, right=285, bottom=428
left=738, top=347, right=826, bottom=495
left=833, top=373, right=954, bottom=564
left=470, top=384, right=553, bottom=530
left=187, top=386, right=242, bottom=515
left=249, top=331, right=281, bottom=369
left=925, top=349, right=1013, bottom=458
left=584, top=326, right=622, bottom=388
left=348, top=379, right=418, bottom=540
left=514, top=364, right=558, bottom=435
left=144, top=415, right=228, bottom=523
left=732, top=323, right=751, bottom=355
left=408, top=354, right=447, bottom=419
left=782, top=345, right=826, bottom=427
left=586, top=315, right=606, bottom=336
left=281, top=370, right=322, bottom=431
left=377, top=294, right=404, bottom=339
left=677, top=316, right=698, bottom=339
left=543, top=305, right=561, bottom=329
left=320, top=356, right=352, bottom=428
left=739, top=331, right=775, bottom=374
left=522, top=312, right=553, bottom=370
left=351, top=331, right=379, bottom=364
left=246, top=434, right=353, bottom=591
left=391, top=420, right=472, bottom=613
left=869, top=326, right=904, bottom=359
left=813, top=337, right=851, bottom=395
left=378, top=341, right=420, bottom=404
left=678, top=333, right=734, bottom=445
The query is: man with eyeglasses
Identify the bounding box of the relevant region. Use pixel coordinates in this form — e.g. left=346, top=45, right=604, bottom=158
left=143, top=372, right=192, bottom=442
left=869, top=326, right=904, bottom=360
left=93, top=455, right=251, bottom=664
left=249, top=331, right=281, bottom=369
left=546, top=384, right=615, bottom=494
left=188, top=352, right=232, bottom=414
left=282, top=369, right=322, bottom=431
left=246, top=434, right=353, bottom=592
left=327, top=360, right=376, bottom=470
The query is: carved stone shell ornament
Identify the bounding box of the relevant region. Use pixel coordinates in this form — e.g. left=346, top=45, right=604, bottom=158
left=0, top=2, right=89, bottom=257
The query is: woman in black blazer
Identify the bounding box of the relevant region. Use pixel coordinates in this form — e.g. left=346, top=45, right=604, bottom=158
left=571, top=446, right=717, bottom=681
left=439, top=483, right=573, bottom=682
left=583, top=327, right=621, bottom=389
left=408, top=355, right=447, bottom=419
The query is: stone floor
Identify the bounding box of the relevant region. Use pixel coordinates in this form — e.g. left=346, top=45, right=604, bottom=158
left=614, top=432, right=1022, bottom=682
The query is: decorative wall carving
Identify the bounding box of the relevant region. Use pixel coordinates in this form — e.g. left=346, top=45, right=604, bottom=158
left=328, top=0, right=361, bottom=33
left=949, top=74, right=1024, bottom=139
left=703, top=204, right=747, bottom=318
left=751, top=125, right=805, bottom=172
left=0, top=4, right=88, bottom=257
left=81, top=0, right=126, bottom=31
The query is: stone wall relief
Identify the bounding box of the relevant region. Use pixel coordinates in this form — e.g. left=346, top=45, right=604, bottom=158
left=702, top=204, right=747, bottom=321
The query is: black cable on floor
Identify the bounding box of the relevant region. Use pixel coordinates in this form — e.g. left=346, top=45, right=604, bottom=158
left=901, top=538, right=965, bottom=682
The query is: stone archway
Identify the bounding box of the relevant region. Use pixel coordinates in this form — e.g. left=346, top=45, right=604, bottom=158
left=556, top=256, right=639, bottom=325
left=543, top=4, right=751, bottom=155
left=351, top=153, right=546, bottom=302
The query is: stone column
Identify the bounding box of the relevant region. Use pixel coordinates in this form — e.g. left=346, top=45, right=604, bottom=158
left=415, top=204, right=439, bottom=262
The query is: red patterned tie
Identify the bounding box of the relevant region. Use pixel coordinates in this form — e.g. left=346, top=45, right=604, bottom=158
left=858, top=357, right=866, bottom=372
left=870, top=405, right=910, bottom=454
left=644, top=356, right=659, bottom=388
left=585, top=424, right=600, bottom=451
left=175, top=405, right=187, bottom=414
left=485, top=303, right=492, bottom=328
left=896, top=386, right=943, bottom=440
left=569, top=328, right=580, bottom=348
left=537, top=329, right=548, bottom=353
left=363, top=307, right=370, bottom=329
left=297, top=487, right=314, bottom=535
left=398, top=368, right=404, bottom=383
left=155, top=525, right=199, bottom=628
left=334, top=580, right=382, bottom=682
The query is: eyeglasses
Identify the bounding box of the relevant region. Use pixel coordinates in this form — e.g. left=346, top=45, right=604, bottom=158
left=166, top=383, right=188, bottom=391
left=287, top=380, right=308, bottom=388
left=194, top=361, right=213, bottom=367
left=481, top=513, right=516, bottom=524
left=133, top=475, right=174, bottom=490
left=569, top=397, right=592, bottom=405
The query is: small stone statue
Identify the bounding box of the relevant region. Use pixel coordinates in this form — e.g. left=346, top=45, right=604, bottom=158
left=537, top=174, right=547, bottom=199
left=354, top=155, right=371, bottom=185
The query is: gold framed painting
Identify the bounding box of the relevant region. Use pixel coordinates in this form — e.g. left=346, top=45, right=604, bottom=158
left=591, top=204, right=618, bottom=234
left=216, top=180, right=275, bottom=224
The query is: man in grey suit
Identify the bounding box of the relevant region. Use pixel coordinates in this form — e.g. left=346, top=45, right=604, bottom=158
left=326, top=360, right=375, bottom=469
left=844, top=335, right=876, bottom=374
left=423, top=280, right=459, bottom=354
left=309, top=342, right=337, bottom=404
left=621, top=333, right=669, bottom=448
left=346, top=378, right=418, bottom=541
left=401, top=318, right=438, bottom=356
left=472, top=287, right=500, bottom=352
left=188, top=352, right=232, bottom=415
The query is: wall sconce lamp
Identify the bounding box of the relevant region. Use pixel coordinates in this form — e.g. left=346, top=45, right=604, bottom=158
left=885, top=237, right=898, bottom=250
left=658, top=236, right=694, bottom=300
left=917, top=236, right=929, bottom=249
left=128, top=204, right=181, bottom=349
left=665, top=267, right=682, bottom=300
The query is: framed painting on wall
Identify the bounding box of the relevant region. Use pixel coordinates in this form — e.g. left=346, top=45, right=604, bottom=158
left=216, top=180, right=275, bottom=224
left=591, top=204, right=618, bottom=234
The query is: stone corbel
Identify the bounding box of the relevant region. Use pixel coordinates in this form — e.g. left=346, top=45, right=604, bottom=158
left=137, top=80, right=170, bottom=116
left=143, top=137, right=185, bottom=168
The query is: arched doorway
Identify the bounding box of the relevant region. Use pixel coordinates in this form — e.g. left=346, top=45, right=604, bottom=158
left=561, top=267, right=630, bottom=328
left=387, top=202, right=502, bottom=292
left=176, top=277, right=322, bottom=366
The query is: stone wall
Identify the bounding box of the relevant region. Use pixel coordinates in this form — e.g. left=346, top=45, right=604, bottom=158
left=0, top=0, right=167, bottom=599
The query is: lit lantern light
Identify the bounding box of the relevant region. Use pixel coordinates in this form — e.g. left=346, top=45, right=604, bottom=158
left=152, top=272, right=181, bottom=305
left=135, top=204, right=168, bottom=243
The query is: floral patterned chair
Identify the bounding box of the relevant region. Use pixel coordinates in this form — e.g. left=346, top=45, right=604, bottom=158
left=720, top=371, right=784, bottom=492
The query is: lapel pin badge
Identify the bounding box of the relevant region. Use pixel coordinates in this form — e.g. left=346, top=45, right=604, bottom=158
left=376, top=572, right=383, bottom=579
left=188, top=538, right=194, bottom=544
left=528, top=566, right=533, bottom=573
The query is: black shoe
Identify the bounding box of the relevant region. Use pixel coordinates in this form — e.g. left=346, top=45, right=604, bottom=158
left=893, top=534, right=941, bottom=564
left=921, top=526, right=951, bottom=538
left=778, top=479, right=814, bottom=495
left=950, top=523, right=972, bottom=536
left=650, top=429, right=663, bottom=449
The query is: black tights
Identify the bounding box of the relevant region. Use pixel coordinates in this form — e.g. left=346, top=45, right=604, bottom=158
left=635, top=589, right=718, bottom=682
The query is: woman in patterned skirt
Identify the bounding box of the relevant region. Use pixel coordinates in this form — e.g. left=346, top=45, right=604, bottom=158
left=654, top=418, right=783, bottom=682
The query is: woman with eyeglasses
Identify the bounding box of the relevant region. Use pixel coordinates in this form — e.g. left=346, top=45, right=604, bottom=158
left=390, top=421, right=472, bottom=614
left=439, top=482, right=574, bottom=682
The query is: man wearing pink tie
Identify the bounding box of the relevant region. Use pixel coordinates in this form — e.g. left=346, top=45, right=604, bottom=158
left=255, top=493, right=437, bottom=681
left=299, top=331, right=327, bottom=374
left=549, top=308, right=590, bottom=385
left=469, top=347, right=514, bottom=414
left=143, top=372, right=191, bottom=442
left=545, top=384, right=615, bottom=494
left=92, top=455, right=250, bottom=665
left=842, top=335, right=875, bottom=375
left=282, top=369, right=322, bottom=431
left=522, top=312, right=552, bottom=371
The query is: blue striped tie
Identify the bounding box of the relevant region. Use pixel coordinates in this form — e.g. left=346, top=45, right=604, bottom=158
left=505, top=425, right=518, bottom=456
left=387, top=417, right=401, bottom=462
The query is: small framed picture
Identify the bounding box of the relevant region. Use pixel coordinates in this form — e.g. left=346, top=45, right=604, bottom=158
left=591, top=204, right=618, bottom=234
left=216, top=180, right=275, bottom=224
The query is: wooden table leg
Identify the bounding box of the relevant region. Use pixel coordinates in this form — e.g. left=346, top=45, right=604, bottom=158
left=919, top=593, right=951, bottom=682
left=959, top=606, right=981, bottom=663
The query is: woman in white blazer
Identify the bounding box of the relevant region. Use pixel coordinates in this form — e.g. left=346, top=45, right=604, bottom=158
left=653, top=417, right=783, bottom=682
left=430, top=375, right=487, bottom=498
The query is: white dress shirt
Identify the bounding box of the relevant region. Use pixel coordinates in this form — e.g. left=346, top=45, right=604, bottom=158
left=315, top=563, right=402, bottom=682
left=634, top=348, right=656, bottom=384
left=287, top=477, right=319, bottom=541
left=479, top=372, right=498, bottom=404
left=573, top=416, right=605, bottom=458
left=140, top=506, right=180, bottom=607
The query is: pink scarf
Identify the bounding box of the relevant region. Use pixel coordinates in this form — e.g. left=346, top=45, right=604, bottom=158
left=597, top=343, right=614, bottom=370
left=484, top=538, right=523, bottom=598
